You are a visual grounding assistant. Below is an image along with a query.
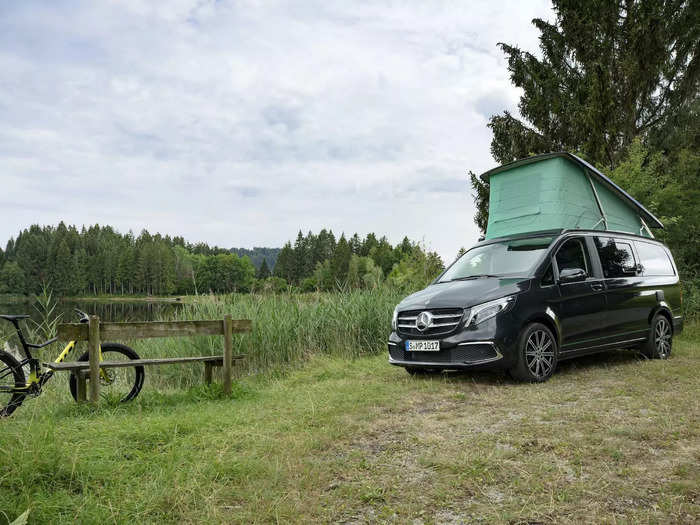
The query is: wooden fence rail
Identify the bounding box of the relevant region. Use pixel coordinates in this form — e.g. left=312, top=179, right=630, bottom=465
left=55, top=315, right=251, bottom=403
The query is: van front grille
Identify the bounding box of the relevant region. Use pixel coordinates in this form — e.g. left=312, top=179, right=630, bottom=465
left=397, top=308, right=465, bottom=337
left=389, top=344, right=498, bottom=364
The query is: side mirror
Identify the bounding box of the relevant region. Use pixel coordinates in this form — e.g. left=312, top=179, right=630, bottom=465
left=559, top=267, right=587, bottom=283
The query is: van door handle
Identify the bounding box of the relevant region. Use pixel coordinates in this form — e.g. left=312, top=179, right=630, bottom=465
left=590, top=283, right=604, bottom=291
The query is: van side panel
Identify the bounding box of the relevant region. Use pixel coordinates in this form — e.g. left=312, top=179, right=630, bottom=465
left=634, top=240, right=683, bottom=333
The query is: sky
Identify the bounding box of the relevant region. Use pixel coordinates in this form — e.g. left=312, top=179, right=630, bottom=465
left=0, top=0, right=553, bottom=263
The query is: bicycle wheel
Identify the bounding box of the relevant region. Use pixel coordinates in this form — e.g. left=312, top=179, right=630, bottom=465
left=0, top=350, right=26, bottom=417
left=69, top=343, right=145, bottom=403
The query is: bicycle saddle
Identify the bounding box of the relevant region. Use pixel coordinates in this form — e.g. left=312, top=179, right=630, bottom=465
left=0, top=314, right=30, bottom=322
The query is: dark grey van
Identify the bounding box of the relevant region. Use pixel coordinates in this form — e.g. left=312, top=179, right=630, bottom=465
left=388, top=229, right=683, bottom=382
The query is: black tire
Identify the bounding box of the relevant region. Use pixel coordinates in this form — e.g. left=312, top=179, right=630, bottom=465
left=640, top=314, right=672, bottom=359
left=0, top=350, right=26, bottom=417
left=509, top=323, right=558, bottom=382
left=69, top=343, right=145, bottom=403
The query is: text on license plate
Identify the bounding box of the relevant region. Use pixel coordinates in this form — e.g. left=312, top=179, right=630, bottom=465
left=405, top=340, right=440, bottom=352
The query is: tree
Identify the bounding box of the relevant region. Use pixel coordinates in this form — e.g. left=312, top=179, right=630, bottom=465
left=257, top=258, right=271, bottom=279
left=361, top=258, right=383, bottom=289
left=312, top=260, right=333, bottom=291
left=349, top=233, right=362, bottom=255
left=370, top=236, right=396, bottom=276
left=330, top=234, right=352, bottom=285
left=388, top=246, right=444, bottom=291
left=471, top=0, right=700, bottom=231
left=0, top=262, right=26, bottom=294
left=72, top=248, right=88, bottom=295
left=52, top=240, right=73, bottom=296
left=273, top=242, right=294, bottom=282
left=292, top=230, right=307, bottom=282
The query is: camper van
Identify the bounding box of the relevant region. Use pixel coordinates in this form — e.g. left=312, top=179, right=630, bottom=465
left=388, top=153, right=683, bottom=382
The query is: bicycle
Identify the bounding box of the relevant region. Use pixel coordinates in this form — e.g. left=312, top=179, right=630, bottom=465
left=0, top=310, right=145, bottom=417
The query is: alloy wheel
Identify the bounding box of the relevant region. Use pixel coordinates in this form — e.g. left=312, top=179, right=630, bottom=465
left=654, top=318, right=671, bottom=358
left=525, top=329, right=555, bottom=379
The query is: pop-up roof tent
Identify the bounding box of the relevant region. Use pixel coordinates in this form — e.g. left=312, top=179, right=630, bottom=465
left=480, top=152, right=663, bottom=240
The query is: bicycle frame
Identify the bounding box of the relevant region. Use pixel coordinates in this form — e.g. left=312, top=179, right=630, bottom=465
left=0, top=317, right=106, bottom=395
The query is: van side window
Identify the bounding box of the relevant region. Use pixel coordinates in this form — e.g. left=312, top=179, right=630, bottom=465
left=594, top=237, right=637, bottom=277
left=555, top=239, right=589, bottom=275
left=636, top=241, right=675, bottom=276
left=541, top=264, right=554, bottom=286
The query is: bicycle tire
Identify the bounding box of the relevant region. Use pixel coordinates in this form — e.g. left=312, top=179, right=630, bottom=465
left=0, top=349, right=26, bottom=417
left=69, top=343, right=145, bottom=403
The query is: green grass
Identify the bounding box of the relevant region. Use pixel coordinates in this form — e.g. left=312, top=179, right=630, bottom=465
left=1, top=319, right=698, bottom=523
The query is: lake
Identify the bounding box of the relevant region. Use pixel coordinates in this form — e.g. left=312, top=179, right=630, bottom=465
left=0, top=298, right=184, bottom=324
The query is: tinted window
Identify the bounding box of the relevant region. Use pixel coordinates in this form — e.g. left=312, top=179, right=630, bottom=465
left=636, top=242, right=675, bottom=276
left=555, top=239, right=590, bottom=274
left=439, top=236, right=553, bottom=282
left=594, top=237, right=637, bottom=278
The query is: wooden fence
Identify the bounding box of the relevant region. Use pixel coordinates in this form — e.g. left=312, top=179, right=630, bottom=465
left=55, top=314, right=251, bottom=403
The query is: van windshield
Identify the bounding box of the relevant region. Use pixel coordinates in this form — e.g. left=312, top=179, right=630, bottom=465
left=439, top=236, right=554, bottom=282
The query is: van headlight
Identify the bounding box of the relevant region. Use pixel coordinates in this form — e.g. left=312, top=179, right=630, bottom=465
left=466, top=296, right=516, bottom=326
left=391, top=306, right=399, bottom=331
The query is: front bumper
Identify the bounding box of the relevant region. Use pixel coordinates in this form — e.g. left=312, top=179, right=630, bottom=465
left=388, top=340, right=503, bottom=368
left=387, top=315, right=518, bottom=370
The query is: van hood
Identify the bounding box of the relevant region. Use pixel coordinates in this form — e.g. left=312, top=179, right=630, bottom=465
left=397, top=277, right=532, bottom=311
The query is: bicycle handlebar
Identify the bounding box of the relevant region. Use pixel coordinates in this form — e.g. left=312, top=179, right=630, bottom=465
left=74, top=309, right=90, bottom=324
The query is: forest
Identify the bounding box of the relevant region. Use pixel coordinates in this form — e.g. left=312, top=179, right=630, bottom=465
left=0, top=223, right=444, bottom=296
left=0, top=223, right=278, bottom=296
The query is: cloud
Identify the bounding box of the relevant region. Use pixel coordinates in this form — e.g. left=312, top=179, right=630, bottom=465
left=0, top=0, right=552, bottom=261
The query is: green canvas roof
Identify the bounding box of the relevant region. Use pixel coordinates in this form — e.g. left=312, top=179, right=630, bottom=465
left=480, top=152, right=663, bottom=240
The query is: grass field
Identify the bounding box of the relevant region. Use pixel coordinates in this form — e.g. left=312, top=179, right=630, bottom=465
left=1, top=318, right=698, bottom=524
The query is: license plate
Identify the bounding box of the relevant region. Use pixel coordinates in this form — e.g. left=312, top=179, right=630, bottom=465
left=405, top=340, right=440, bottom=352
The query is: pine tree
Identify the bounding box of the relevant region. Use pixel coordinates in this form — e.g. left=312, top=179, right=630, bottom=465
left=292, top=230, right=307, bottom=282
left=72, top=248, right=88, bottom=295
left=257, top=258, right=271, bottom=279
left=330, top=234, right=352, bottom=285
left=53, top=240, right=73, bottom=296
left=360, top=233, right=378, bottom=257
left=471, top=0, right=700, bottom=233
left=273, top=243, right=294, bottom=282
left=349, top=233, right=362, bottom=255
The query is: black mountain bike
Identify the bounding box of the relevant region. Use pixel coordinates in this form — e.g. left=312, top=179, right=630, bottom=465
left=0, top=310, right=145, bottom=417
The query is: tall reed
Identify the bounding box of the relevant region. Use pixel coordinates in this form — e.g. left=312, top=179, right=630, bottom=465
left=124, top=288, right=404, bottom=388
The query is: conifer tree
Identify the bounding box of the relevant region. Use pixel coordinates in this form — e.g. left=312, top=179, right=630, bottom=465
left=53, top=240, right=73, bottom=296
left=330, top=234, right=352, bottom=284
left=257, top=258, right=271, bottom=279
left=470, top=0, right=700, bottom=233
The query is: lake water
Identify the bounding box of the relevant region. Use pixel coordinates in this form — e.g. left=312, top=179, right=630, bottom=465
left=0, top=298, right=184, bottom=324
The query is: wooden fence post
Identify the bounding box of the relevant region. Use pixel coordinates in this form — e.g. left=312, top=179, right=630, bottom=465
left=75, top=371, right=87, bottom=403
left=223, top=315, right=233, bottom=395
left=88, top=315, right=101, bottom=404
left=204, top=361, right=213, bottom=385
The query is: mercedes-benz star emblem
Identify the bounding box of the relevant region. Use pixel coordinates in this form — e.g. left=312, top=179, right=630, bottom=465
left=415, top=311, right=433, bottom=332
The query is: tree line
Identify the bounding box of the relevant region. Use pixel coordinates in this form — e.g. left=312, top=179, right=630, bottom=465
left=0, top=223, right=445, bottom=297
left=271, top=230, right=444, bottom=292
left=470, top=0, right=699, bottom=314
left=0, top=223, right=279, bottom=296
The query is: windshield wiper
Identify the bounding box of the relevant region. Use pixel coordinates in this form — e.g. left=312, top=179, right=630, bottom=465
left=442, top=274, right=501, bottom=282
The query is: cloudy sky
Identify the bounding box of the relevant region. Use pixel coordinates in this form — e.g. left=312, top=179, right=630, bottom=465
left=0, top=0, right=552, bottom=262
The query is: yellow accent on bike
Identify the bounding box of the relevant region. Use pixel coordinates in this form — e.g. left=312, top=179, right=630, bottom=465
left=54, top=341, right=75, bottom=364
left=26, top=370, right=39, bottom=386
